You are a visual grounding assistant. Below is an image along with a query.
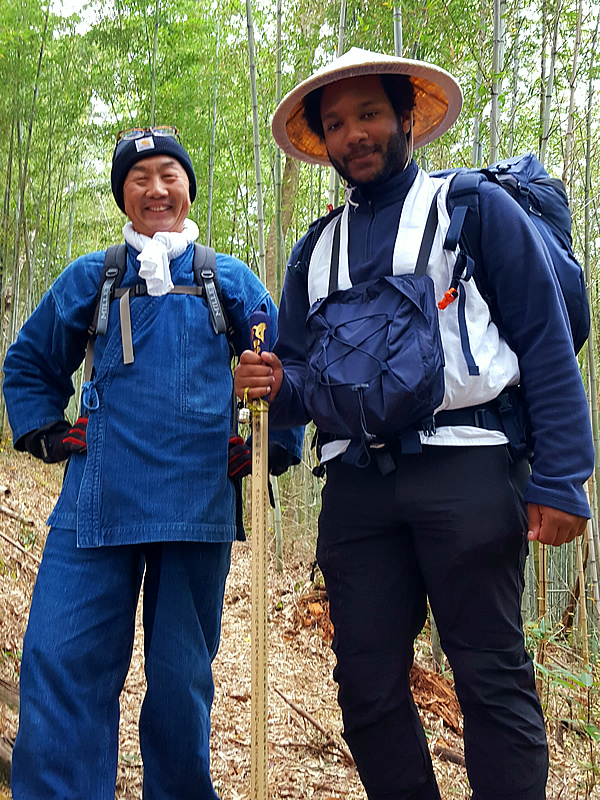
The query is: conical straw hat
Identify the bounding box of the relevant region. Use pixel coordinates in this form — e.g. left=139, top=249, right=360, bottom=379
left=272, top=47, right=463, bottom=166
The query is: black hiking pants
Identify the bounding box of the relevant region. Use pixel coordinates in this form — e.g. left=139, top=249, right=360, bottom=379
left=316, top=444, right=548, bottom=800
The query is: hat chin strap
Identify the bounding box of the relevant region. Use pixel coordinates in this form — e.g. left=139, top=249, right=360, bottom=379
left=403, top=110, right=414, bottom=171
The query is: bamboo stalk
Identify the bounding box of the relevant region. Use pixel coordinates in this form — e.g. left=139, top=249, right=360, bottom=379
left=328, top=0, right=347, bottom=210
left=151, top=0, right=160, bottom=125
left=584, top=6, right=600, bottom=606
left=206, top=20, right=220, bottom=247
left=575, top=535, right=589, bottom=665
left=272, top=475, right=283, bottom=573
left=272, top=0, right=285, bottom=573
left=539, top=0, right=562, bottom=166
left=490, top=0, right=504, bottom=162
left=562, top=0, right=583, bottom=185
left=246, top=2, right=266, bottom=285
left=506, top=0, right=521, bottom=157
left=536, top=542, right=548, bottom=695
left=393, top=5, right=403, bottom=56
left=275, top=0, right=283, bottom=300
left=585, top=517, right=600, bottom=635
left=471, top=4, right=484, bottom=166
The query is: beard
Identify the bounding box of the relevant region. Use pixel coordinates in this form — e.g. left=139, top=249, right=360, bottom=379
left=328, top=127, right=409, bottom=188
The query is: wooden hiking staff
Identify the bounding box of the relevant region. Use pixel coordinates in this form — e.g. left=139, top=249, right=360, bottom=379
left=249, top=309, right=270, bottom=800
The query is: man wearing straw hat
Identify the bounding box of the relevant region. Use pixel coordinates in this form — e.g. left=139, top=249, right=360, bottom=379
left=235, top=49, right=594, bottom=799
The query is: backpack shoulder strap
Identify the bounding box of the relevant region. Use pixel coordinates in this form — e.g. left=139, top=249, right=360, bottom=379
left=444, top=172, right=493, bottom=309
left=193, top=243, right=235, bottom=344
left=93, top=244, right=128, bottom=337
left=414, top=186, right=443, bottom=277
left=84, top=244, right=127, bottom=380
left=444, top=172, right=487, bottom=253
left=291, top=205, right=344, bottom=276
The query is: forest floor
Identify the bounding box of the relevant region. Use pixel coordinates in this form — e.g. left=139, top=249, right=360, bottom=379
left=0, top=444, right=598, bottom=799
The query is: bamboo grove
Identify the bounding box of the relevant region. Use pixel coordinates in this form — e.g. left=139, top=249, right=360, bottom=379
left=0, top=0, right=599, bottom=671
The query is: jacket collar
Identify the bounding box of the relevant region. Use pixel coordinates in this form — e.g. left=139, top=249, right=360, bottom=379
left=347, top=159, right=419, bottom=211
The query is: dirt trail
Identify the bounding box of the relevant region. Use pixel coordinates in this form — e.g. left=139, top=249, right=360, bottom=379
left=0, top=448, right=596, bottom=799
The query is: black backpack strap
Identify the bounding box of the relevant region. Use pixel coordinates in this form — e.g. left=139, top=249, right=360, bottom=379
left=327, top=216, right=343, bottom=294
left=444, top=173, right=486, bottom=253
left=85, top=244, right=128, bottom=381
left=92, top=244, right=128, bottom=337
left=191, top=244, right=238, bottom=436
left=193, top=243, right=229, bottom=336
left=414, top=186, right=443, bottom=277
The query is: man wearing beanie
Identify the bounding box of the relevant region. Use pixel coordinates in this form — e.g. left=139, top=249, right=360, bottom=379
left=3, top=126, right=302, bottom=799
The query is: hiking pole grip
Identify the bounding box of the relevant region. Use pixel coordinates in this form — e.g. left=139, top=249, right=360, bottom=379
left=249, top=307, right=270, bottom=800
left=250, top=308, right=270, bottom=361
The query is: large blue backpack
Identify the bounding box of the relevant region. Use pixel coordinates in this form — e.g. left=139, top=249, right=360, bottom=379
left=434, top=152, right=590, bottom=355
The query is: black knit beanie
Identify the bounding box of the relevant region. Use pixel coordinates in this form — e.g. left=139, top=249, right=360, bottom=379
left=111, top=132, right=197, bottom=213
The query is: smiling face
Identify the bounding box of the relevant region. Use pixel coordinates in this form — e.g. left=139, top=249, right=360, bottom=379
left=122, top=155, right=191, bottom=237
left=320, top=74, right=411, bottom=186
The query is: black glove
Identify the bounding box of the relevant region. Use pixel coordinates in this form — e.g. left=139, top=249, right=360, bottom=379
left=63, top=416, right=88, bottom=455
left=228, top=438, right=297, bottom=480
left=21, top=420, right=71, bottom=463
left=228, top=436, right=252, bottom=479
left=268, top=441, right=298, bottom=477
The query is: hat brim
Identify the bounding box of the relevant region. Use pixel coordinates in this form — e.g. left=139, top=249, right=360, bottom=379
left=272, top=48, right=463, bottom=166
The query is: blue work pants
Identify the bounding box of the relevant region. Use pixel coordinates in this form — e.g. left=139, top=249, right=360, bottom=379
left=317, top=445, right=548, bottom=800
left=11, top=528, right=231, bottom=800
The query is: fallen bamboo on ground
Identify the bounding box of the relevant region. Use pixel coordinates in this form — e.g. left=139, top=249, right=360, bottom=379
left=0, top=506, right=33, bottom=527
left=273, top=685, right=355, bottom=766
left=0, top=528, right=40, bottom=565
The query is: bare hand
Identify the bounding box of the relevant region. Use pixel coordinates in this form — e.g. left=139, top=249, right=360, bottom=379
left=234, top=350, right=284, bottom=403
left=527, top=504, right=587, bottom=547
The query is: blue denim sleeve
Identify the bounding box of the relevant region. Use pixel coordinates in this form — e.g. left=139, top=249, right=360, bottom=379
left=3, top=253, right=103, bottom=447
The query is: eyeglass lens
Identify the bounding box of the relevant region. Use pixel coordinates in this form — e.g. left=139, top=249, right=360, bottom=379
left=117, top=125, right=179, bottom=142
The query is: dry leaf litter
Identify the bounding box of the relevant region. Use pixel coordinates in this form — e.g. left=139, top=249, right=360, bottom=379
left=0, top=446, right=597, bottom=799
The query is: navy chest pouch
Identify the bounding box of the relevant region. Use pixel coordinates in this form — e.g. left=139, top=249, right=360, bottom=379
left=304, top=189, right=445, bottom=450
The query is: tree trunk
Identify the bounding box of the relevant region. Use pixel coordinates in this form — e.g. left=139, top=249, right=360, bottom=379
left=328, top=0, right=347, bottom=210
left=393, top=5, right=403, bottom=56
left=151, top=0, right=160, bottom=125
left=206, top=20, right=220, bottom=247
left=584, top=4, right=600, bottom=615
left=66, top=159, right=79, bottom=268
left=539, top=0, right=562, bottom=166
left=265, top=156, right=299, bottom=297
left=8, top=6, right=50, bottom=343
left=246, top=0, right=266, bottom=284
left=561, top=0, right=583, bottom=185
left=560, top=539, right=588, bottom=633
left=490, top=0, right=505, bottom=162
left=506, top=0, right=521, bottom=157
left=538, top=0, right=549, bottom=158
left=472, top=4, right=485, bottom=166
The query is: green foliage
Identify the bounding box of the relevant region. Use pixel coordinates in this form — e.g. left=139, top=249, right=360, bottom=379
left=526, top=617, right=600, bottom=777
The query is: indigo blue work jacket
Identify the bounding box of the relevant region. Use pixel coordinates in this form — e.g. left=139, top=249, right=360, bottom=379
left=3, top=243, right=303, bottom=547
left=270, top=162, right=594, bottom=520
